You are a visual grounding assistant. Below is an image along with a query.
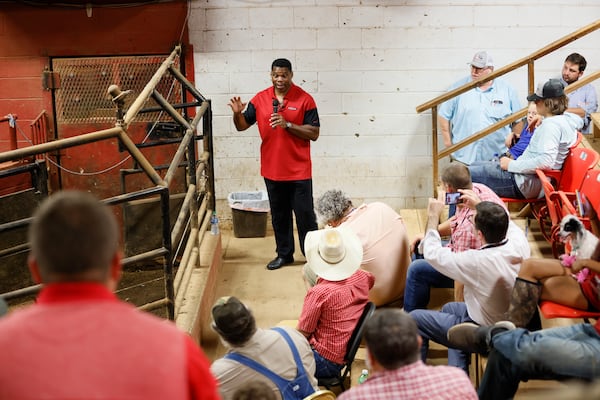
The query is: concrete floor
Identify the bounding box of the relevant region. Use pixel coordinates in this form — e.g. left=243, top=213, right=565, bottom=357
left=201, top=209, right=577, bottom=397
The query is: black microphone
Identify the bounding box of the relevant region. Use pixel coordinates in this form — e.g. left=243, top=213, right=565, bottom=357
left=272, top=99, right=279, bottom=128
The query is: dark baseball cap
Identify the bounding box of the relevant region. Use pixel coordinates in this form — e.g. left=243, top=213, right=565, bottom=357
left=211, top=296, right=253, bottom=336
left=527, top=79, right=565, bottom=101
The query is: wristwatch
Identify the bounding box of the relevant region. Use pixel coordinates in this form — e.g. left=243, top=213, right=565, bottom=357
left=285, top=122, right=292, bottom=129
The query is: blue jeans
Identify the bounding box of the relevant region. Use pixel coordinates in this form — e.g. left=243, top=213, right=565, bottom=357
left=479, top=323, right=600, bottom=398
left=469, top=161, right=524, bottom=199
left=312, top=349, right=343, bottom=379
left=403, top=259, right=454, bottom=313
left=409, top=302, right=474, bottom=373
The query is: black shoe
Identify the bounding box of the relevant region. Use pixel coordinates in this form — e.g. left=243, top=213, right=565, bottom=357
left=266, top=256, right=294, bottom=270
left=447, top=321, right=516, bottom=354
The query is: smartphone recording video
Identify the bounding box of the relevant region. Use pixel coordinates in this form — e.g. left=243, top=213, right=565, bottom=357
left=445, top=192, right=461, bottom=205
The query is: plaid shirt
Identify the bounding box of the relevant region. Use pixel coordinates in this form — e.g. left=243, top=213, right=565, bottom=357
left=448, top=183, right=506, bottom=252
left=297, top=269, right=374, bottom=364
left=337, top=361, right=477, bottom=400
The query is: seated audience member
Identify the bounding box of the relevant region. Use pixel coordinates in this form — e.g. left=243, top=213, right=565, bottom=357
left=469, top=79, right=583, bottom=199
left=337, top=309, right=477, bottom=400
left=297, top=227, right=374, bottom=379
left=560, top=52, right=598, bottom=134
left=477, top=240, right=600, bottom=329
left=403, top=163, right=506, bottom=312
left=308, top=189, right=410, bottom=306
left=232, top=380, right=277, bottom=400
left=504, top=101, right=538, bottom=160
left=0, top=191, right=219, bottom=399
left=409, top=199, right=530, bottom=373
left=448, top=241, right=600, bottom=400
left=210, top=296, right=318, bottom=400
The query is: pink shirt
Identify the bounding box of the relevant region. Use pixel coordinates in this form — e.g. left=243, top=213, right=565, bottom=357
left=298, top=269, right=374, bottom=364
left=341, top=202, right=411, bottom=306
left=337, top=361, right=477, bottom=400
left=448, top=182, right=506, bottom=252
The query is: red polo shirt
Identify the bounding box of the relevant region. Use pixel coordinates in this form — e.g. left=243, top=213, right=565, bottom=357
left=244, top=84, right=320, bottom=181
left=0, top=282, right=219, bottom=400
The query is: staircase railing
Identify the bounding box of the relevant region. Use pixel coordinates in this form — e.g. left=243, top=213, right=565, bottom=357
left=416, top=19, right=600, bottom=196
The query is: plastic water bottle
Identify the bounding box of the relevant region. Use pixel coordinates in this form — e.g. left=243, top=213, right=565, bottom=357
left=358, top=369, right=369, bottom=384
left=210, top=211, right=219, bottom=235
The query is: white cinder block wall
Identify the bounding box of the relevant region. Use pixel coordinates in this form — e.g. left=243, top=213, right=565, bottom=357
left=188, top=1, right=600, bottom=220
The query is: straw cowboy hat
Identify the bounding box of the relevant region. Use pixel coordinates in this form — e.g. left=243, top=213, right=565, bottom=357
left=304, top=227, right=363, bottom=281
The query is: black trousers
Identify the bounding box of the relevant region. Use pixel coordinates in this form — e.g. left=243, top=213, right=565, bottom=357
left=264, top=178, right=318, bottom=258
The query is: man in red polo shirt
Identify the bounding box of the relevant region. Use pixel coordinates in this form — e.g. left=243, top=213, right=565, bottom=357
left=228, top=58, right=320, bottom=270
left=297, top=227, right=374, bottom=378
left=0, top=191, right=219, bottom=400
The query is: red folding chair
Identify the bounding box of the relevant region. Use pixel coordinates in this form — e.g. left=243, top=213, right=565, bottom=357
left=540, top=301, right=600, bottom=323
left=535, top=148, right=600, bottom=253
left=557, top=169, right=600, bottom=232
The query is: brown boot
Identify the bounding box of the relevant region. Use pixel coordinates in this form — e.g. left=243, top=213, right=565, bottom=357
left=507, top=277, right=542, bottom=328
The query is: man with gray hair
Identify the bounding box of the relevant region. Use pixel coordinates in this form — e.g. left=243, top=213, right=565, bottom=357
left=210, top=296, right=318, bottom=400
left=311, top=189, right=410, bottom=307
left=337, top=309, right=477, bottom=399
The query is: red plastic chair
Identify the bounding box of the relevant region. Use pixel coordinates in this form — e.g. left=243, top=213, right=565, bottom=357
left=540, top=301, right=600, bottom=323
left=535, top=148, right=600, bottom=253
left=557, top=169, right=600, bottom=232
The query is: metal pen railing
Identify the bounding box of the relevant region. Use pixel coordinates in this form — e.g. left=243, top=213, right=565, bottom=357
left=0, top=46, right=215, bottom=321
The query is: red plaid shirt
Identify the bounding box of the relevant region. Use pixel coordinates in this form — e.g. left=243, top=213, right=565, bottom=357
left=297, top=269, right=374, bottom=364
left=448, top=183, right=506, bottom=252
left=337, top=361, right=477, bottom=400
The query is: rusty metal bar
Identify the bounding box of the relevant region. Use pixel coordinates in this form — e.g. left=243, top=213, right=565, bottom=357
left=123, top=46, right=181, bottom=126
left=30, top=111, right=49, bottom=160
left=151, top=90, right=191, bottom=130
left=121, top=248, right=168, bottom=268
left=171, top=184, right=195, bottom=248
left=2, top=284, right=42, bottom=300
left=168, top=65, right=207, bottom=103
left=0, top=127, right=121, bottom=164
left=116, top=129, right=167, bottom=187
left=138, top=298, right=170, bottom=312
left=163, top=101, right=208, bottom=185
left=159, top=189, right=175, bottom=320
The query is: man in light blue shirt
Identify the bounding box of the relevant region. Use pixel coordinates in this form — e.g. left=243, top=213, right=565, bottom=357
left=559, top=52, right=598, bottom=134
left=439, top=51, right=523, bottom=165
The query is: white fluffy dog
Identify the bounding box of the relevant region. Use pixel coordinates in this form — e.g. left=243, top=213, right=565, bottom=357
left=559, top=214, right=598, bottom=259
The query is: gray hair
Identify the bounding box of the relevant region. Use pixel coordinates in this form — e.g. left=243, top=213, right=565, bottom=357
left=315, top=189, right=353, bottom=226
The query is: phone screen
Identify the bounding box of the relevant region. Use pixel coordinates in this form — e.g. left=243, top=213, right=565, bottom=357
left=445, top=192, right=461, bottom=205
